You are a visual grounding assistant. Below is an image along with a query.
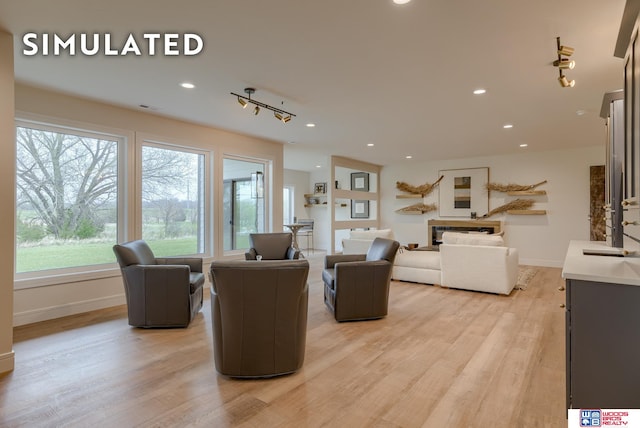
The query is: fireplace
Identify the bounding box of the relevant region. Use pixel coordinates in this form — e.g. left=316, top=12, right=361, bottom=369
left=428, top=219, right=502, bottom=247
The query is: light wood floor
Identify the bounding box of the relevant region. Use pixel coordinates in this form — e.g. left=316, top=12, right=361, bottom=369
left=0, top=253, right=567, bottom=428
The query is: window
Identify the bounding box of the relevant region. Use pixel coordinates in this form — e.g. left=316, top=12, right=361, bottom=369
left=141, top=143, right=206, bottom=257
left=16, top=122, right=121, bottom=273
left=222, top=157, right=266, bottom=251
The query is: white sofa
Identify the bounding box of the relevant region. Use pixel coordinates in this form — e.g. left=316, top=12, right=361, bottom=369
left=439, top=232, right=518, bottom=295
left=392, top=249, right=441, bottom=285
left=341, top=229, right=395, bottom=254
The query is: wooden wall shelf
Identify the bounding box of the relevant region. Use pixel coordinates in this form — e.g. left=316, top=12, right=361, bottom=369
left=507, top=209, right=547, bottom=215
left=395, top=210, right=424, bottom=215
left=396, top=194, right=423, bottom=199
left=506, top=190, right=547, bottom=196
left=507, top=190, right=547, bottom=196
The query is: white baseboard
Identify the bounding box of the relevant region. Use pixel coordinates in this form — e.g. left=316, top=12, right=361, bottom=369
left=520, top=258, right=564, bottom=268
left=0, top=350, right=15, bottom=373
left=13, top=294, right=126, bottom=327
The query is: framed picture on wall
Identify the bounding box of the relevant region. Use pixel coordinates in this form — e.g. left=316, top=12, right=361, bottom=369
left=438, top=167, right=489, bottom=217
left=350, top=172, right=369, bottom=191
left=314, top=182, right=327, bottom=194
left=351, top=200, right=369, bottom=218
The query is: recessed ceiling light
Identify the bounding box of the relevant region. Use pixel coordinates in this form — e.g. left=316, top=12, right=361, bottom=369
left=180, top=82, right=195, bottom=89
left=367, top=143, right=375, bottom=147
left=315, top=165, right=321, bottom=168
left=520, top=143, right=528, bottom=148
left=405, top=155, right=412, bottom=159
left=576, top=110, right=586, bottom=116
left=393, top=0, right=411, bottom=4
left=473, top=88, right=487, bottom=95
left=503, top=124, right=513, bottom=129
left=306, top=123, right=316, bottom=128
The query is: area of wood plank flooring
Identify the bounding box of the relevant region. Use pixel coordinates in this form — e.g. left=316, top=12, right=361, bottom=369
left=0, top=253, right=566, bottom=427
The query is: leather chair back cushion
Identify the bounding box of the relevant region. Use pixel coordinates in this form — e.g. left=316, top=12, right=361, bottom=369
left=113, top=240, right=157, bottom=266
left=366, top=238, right=400, bottom=263
left=210, top=259, right=309, bottom=376
left=249, top=233, right=294, bottom=259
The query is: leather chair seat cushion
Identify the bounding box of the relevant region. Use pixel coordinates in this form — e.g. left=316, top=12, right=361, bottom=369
left=322, top=269, right=335, bottom=289
left=394, top=250, right=441, bottom=270
left=190, top=272, right=205, bottom=294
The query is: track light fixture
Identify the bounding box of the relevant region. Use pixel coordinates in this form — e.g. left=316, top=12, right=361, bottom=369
left=237, top=98, right=248, bottom=108
left=553, top=58, right=575, bottom=69
left=274, top=112, right=292, bottom=123
left=554, top=37, right=575, bottom=88
left=230, top=87, right=297, bottom=123
left=558, top=74, right=575, bottom=88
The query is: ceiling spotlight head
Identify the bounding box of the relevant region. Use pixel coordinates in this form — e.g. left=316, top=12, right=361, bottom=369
left=253, top=105, right=260, bottom=115
left=274, top=112, right=284, bottom=121
left=553, top=58, right=575, bottom=69
left=558, top=75, right=575, bottom=88
left=237, top=97, right=248, bottom=108
left=283, top=115, right=292, bottom=123
left=558, top=45, right=575, bottom=56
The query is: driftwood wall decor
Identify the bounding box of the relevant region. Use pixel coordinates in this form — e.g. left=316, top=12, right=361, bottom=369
left=396, top=175, right=444, bottom=196
left=395, top=202, right=437, bottom=214
left=481, top=199, right=535, bottom=218
left=485, top=180, right=547, bottom=193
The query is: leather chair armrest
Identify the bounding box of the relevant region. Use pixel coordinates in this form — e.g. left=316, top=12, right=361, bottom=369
left=324, top=254, right=366, bottom=269
left=156, top=257, right=202, bottom=273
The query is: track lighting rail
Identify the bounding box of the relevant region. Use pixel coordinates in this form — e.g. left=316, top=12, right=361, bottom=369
left=230, top=87, right=296, bottom=122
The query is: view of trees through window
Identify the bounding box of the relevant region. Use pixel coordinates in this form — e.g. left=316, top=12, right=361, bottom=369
left=16, top=121, right=264, bottom=276
left=141, top=144, right=205, bottom=257
left=16, top=125, right=120, bottom=273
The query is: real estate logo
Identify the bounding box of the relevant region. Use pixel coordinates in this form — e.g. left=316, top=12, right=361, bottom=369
left=580, top=409, right=601, bottom=427
left=22, top=32, right=204, bottom=56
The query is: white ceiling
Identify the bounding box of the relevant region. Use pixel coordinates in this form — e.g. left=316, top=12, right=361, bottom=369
left=0, top=0, right=628, bottom=172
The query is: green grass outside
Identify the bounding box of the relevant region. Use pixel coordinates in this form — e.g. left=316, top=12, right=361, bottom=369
left=16, top=238, right=199, bottom=273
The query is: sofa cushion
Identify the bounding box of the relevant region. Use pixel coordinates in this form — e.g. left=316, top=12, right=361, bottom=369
left=441, top=232, right=504, bottom=247
left=349, top=228, right=394, bottom=240
left=394, top=250, right=441, bottom=270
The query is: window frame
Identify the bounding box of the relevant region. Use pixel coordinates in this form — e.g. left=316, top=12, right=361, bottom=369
left=14, top=114, right=130, bottom=289
left=221, top=154, right=272, bottom=257
left=138, top=137, right=211, bottom=258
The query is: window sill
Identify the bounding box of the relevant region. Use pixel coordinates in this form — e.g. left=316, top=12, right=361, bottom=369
left=14, top=266, right=122, bottom=290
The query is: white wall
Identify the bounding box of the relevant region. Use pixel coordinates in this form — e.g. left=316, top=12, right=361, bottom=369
left=283, top=169, right=310, bottom=225
left=0, top=30, right=15, bottom=373
left=381, top=146, right=604, bottom=267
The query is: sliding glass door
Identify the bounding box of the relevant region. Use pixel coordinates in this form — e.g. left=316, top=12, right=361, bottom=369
left=223, top=158, right=266, bottom=251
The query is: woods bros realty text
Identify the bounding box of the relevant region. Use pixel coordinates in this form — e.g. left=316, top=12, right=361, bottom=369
left=22, top=33, right=204, bottom=56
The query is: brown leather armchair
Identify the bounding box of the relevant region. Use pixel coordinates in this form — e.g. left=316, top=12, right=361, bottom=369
left=322, top=237, right=400, bottom=322
left=113, top=240, right=204, bottom=328
left=210, top=259, right=309, bottom=378
left=245, top=232, right=300, bottom=260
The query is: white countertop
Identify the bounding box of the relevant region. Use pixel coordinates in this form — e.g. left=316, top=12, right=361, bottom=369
left=562, top=240, right=640, bottom=286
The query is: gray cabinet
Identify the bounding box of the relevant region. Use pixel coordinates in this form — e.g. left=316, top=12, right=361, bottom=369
left=565, top=278, right=640, bottom=409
